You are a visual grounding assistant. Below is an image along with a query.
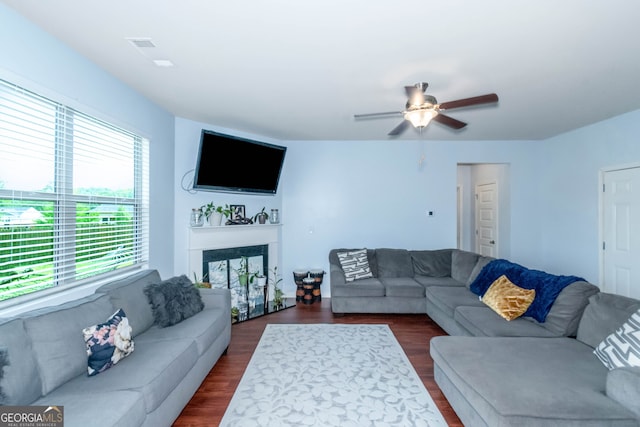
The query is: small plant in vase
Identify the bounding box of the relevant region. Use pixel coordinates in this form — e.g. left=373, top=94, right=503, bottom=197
left=202, top=202, right=232, bottom=226
left=252, top=207, right=269, bottom=225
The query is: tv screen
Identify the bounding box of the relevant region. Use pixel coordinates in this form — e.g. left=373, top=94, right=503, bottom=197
left=193, top=129, right=287, bottom=194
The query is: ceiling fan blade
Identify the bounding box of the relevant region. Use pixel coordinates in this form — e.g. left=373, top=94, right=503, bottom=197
left=388, top=120, right=411, bottom=136
left=354, top=111, right=402, bottom=119
left=432, top=113, right=467, bottom=129
left=438, top=93, right=499, bottom=110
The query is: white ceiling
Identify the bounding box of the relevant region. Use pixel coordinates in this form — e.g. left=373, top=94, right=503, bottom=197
left=4, top=0, right=640, bottom=141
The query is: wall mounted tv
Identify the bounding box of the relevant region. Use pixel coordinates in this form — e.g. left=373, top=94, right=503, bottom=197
left=193, top=129, right=287, bottom=195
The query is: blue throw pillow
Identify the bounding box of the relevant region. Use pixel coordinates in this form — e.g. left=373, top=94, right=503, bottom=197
left=83, top=309, right=134, bottom=376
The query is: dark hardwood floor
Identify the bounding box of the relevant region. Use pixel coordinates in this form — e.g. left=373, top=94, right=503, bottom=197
left=173, top=299, right=463, bottom=426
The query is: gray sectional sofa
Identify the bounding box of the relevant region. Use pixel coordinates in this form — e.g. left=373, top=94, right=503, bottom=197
left=0, top=269, right=231, bottom=427
left=329, top=248, right=597, bottom=338
left=330, top=248, right=640, bottom=426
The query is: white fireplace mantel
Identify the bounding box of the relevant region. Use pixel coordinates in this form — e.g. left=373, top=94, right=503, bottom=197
left=188, top=224, right=281, bottom=279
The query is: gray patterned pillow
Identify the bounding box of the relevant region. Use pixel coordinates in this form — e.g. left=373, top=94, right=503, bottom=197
left=144, top=275, right=204, bottom=327
left=594, top=308, right=640, bottom=370
left=337, top=249, right=373, bottom=282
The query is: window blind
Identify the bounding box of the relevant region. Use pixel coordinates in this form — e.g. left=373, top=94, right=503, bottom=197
left=0, top=79, right=149, bottom=301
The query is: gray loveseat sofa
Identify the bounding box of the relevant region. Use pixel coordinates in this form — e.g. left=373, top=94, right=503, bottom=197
left=0, top=269, right=231, bottom=427
left=431, top=292, right=640, bottom=426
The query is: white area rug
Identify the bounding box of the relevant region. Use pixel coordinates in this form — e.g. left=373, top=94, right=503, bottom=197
left=220, top=324, right=447, bottom=427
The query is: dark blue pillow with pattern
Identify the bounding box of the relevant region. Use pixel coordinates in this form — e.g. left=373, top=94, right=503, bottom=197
left=82, top=309, right=134, bottom=376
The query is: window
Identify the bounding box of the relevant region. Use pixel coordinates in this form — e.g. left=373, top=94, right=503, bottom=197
left=0, top=79, right=149, bottom=301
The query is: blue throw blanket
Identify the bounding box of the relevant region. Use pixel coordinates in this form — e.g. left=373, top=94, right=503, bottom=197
left=469, top=259, right=585, bottom=323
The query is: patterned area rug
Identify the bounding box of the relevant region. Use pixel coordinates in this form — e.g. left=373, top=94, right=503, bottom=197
left=220, top=324, right=447, bottom=427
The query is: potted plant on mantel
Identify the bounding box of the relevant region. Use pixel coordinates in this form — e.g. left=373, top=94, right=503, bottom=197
left=252, top=207, right=269, bottom=225
left=202, top=202, right=231, bottom=226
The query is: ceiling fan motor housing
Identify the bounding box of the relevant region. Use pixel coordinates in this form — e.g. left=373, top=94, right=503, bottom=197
left=407, top=94, right=438, bottom=109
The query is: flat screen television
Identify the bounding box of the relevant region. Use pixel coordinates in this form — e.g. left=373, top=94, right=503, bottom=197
left=193, top=129, right=287, bottom=195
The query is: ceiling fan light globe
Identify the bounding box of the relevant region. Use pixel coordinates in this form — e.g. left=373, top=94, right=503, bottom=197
left=405, top=109, right=437, bottom=128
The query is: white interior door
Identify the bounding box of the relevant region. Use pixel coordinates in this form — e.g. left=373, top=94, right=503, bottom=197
left=475, top=182, right=498, bottom=257
left=602, top=167, right=640, bottom=298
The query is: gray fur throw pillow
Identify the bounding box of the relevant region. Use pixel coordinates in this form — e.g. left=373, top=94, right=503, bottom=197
left=144, top=275, right=204, bottom=327
left=0, top=346, right=7, bottom=402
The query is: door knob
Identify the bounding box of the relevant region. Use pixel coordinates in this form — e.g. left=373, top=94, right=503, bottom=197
left=490, top=240, right=495, bottom=244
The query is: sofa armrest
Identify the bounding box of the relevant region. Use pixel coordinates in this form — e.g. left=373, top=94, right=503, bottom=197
left=606, top=367, right=640, bottom=418
left=199, top=288, right=231, bottom=316
left=330, top=263, right=346, bottom=288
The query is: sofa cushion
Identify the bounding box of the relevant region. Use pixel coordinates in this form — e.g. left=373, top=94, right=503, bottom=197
left=431, top=336, right=636, bottom=426
left=331, top=278, right=385, bottom=297
left=83, top=308, right=135, bottom=376
left=541, top=281, right=600, bottom=337
left=577, top=293, right=640, bottom=349
left=336, top=249, right=374, bottom=282
left=481, top=275, right=535, bottom=321
left=22, top=293, right=116, bottom=395
left=376, top=249, right=414, bottom=278
left=414, top=276, right=465, bottom=287
left=137, top=306, right=228, bottom=356
left=52, top=335, right=198, bottom=414
left=144, top=275, right=204, bottom=328
left=594, top=308, right=640, bottom=370
left=0, top=318, right=42, bottom=405
left=33, top=389, right=146, bottom=427
left=606, top=367, right=640, bottom=419
left=466, top=255, right=494, bottom=288
left=410, top=250, right=452, bottom=277
left=451, top=250, right=480, bottom=284
left=425, top=286, right=485, bottom=317
left=95, top=269, right=161, bottom=336
left=380, top=277, right=425, bottom=298
left=454, top=306, right=557, bottom=337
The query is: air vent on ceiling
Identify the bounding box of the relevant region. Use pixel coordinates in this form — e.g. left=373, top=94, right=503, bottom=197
left=127, top=38, right=156, bottom=49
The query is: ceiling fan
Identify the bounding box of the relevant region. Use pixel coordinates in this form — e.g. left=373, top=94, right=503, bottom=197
left=354, top=82, right=499, bottom=136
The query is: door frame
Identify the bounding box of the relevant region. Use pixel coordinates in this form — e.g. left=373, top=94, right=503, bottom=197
left=599, top=162, right=640, bottom=287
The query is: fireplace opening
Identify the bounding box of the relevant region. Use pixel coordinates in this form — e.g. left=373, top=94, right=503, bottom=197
left=202, top=244, right=268, bottom=321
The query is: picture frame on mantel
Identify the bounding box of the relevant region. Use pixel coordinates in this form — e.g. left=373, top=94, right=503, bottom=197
left=229, top=204, right=245, bottom=220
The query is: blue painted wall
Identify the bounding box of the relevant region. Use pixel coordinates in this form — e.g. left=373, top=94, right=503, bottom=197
left=0, top=4, right=176, bottom=281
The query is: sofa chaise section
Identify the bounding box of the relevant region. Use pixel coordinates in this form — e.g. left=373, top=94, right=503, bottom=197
left=431, top=292, right=640, bottom=426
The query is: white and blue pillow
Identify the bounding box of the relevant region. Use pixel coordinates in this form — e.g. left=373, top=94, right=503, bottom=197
left=337, top=249, right=373, bottom=282
left=594, top=308, right=640, bottom=370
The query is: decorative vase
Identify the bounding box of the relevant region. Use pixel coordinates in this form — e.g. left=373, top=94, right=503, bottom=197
left=209, top=212, right=223, bottom=226
left=190, top=208, right=204, bottom=227
left=269, top=209, right=279, bottom=224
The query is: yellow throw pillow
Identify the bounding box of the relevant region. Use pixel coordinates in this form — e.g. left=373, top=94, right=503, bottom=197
left=482, top=275, right=536, bottom=321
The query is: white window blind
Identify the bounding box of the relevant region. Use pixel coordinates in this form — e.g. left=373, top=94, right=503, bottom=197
left=0, top=79, right=149, bottom=301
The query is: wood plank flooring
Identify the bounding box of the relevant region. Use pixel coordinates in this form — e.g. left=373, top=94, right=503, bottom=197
left=173, top=299, right=463, bottom=426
